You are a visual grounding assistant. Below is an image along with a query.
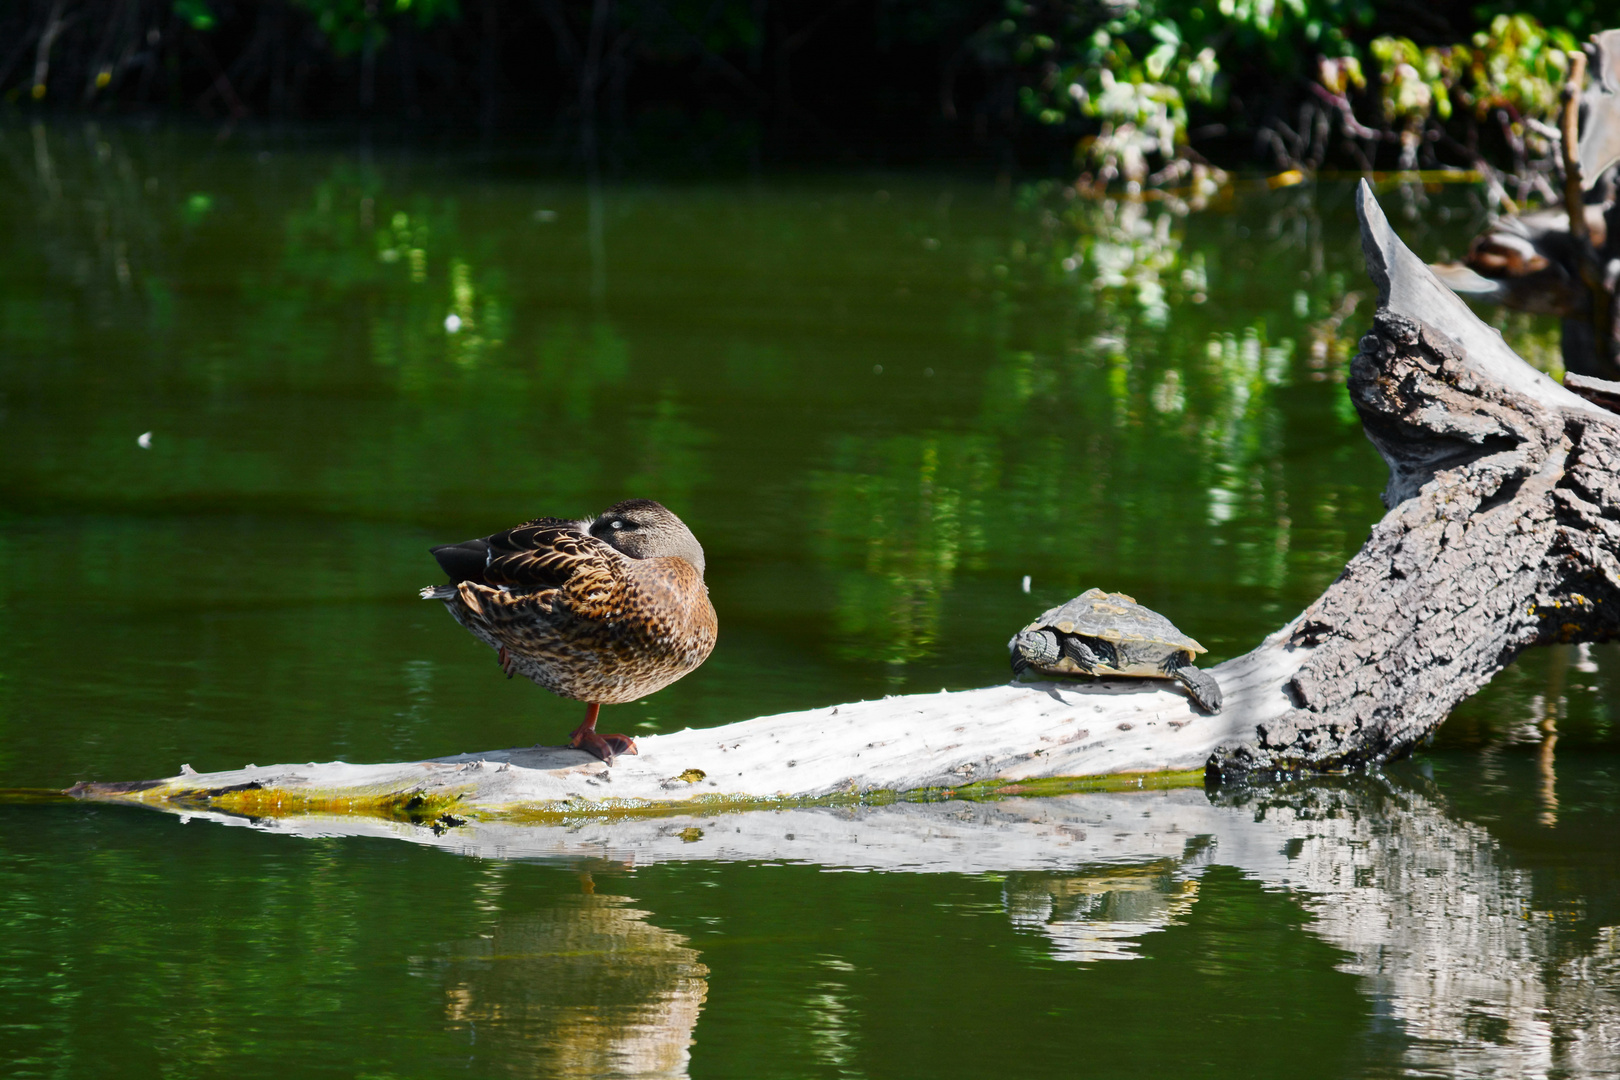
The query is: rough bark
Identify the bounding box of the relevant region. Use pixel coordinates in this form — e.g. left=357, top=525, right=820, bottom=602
left=64, top=180, right=1620, bottom=812
left=1209, top=180, right=1620, bottom=778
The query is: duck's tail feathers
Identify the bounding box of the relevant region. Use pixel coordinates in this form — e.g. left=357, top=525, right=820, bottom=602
left=430, top=539, right=492, bottom=584
left=420, top=585, right=458, bottom=600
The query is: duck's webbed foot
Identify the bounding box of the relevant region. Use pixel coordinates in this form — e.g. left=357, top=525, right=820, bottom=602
left=570, top=728, right=639, bottom=765
left=568, top=703, right=637, bottom=765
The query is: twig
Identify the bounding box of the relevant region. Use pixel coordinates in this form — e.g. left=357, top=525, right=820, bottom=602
left=1306, top=81, right=1387, bottom=142
left=31, top=0, right=74, bottom=99
left=1563, top=49, right=1612, bottom=358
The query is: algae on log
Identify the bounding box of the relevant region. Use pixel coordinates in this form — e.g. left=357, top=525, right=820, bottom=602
left=66, top=179, right=1620, bottom=817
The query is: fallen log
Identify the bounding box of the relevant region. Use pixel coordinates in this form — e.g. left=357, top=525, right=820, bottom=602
left=67, top=179, right=1620, bottom=817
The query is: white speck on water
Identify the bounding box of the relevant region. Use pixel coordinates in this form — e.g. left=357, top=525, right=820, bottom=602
left=873, top=364, right=883, bottom=375
left=1021, top=575, right=1031, bottom=593
left=444, top=314, right=462, bottom=333
left=534, top=209, right=558, bottom=222
left=137, top=431, right=152, bottom=449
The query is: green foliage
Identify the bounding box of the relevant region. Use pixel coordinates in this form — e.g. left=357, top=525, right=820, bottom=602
left=1369, top=14, right=1577, bottom=126
left=287, top=0, right=461, bottom=57
left=1001, top=0, right=1372, bottom=183
left=996, top=2, right=1587, bottom=186
left=1478, top=0, right=1620, bottom=33
left=173, top=0, right=217, bottom=31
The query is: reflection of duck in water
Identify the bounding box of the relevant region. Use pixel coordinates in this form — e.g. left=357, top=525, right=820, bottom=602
left=422, top=500, right=718, bottom=764
left=442, top=883, right=709, bottom=1080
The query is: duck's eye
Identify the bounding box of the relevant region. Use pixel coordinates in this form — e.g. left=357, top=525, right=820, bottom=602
left=610, top=520, right=624, bottom=529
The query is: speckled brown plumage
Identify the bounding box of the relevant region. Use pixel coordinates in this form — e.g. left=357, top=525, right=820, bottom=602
left=421, top=500, right=717, bottom=763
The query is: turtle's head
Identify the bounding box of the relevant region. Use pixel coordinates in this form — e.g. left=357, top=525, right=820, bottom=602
left=590, top=499, right=707, bottom=576
left=1009, top=628, right=1061, bottom=677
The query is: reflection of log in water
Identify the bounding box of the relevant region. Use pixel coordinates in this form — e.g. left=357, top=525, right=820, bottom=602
left=176, top=777, right=1620, bottom=1075
left=1538, top=643, right=1568, bottom=828
left=1217, top=782, right=1618, bottom=1077
left=438, top=889, right=707, bottom=1080
left=1002, top=861, right=1202, bottom=963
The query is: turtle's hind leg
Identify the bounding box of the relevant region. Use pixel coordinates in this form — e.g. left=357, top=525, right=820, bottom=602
left=1165, top=656, right=1222, bottom=713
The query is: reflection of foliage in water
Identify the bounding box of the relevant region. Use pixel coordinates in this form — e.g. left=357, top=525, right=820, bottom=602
left=814, top=187, right=1378, bottom=668
left=1, top=124, right=1471, bottom=691
left=812, top=435, right=995, bottom=673
left=277, top=170, right=510, bottom=382
left=625, top=389, right=712, bottom=516
left=989, top=191, right=1305, bottom=592
left=0, top=126, right=688, bottom=529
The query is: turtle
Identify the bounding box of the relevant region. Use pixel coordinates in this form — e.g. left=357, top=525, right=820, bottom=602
left=1007, top=588, right=1222, bottom=713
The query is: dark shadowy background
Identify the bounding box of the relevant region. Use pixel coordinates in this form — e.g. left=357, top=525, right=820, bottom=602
left=5, top=0, right=1615, bottom=174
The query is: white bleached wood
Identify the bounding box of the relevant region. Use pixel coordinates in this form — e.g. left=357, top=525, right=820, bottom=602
left=75, top=610, right=1309, bottom=813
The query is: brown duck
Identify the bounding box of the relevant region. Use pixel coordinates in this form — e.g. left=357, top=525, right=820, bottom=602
left=420, top=499, right=717, bottom=764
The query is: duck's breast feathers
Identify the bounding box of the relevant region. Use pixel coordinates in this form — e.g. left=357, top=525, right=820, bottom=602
left=620, top=556, right=718, bottom=645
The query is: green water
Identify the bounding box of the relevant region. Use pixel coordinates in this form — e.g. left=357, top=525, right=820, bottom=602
left=2, top=122, right=1618, bottom=1078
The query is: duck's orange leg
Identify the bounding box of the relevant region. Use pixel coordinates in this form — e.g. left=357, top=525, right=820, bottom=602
left=569, top=702, right=638, bottom=765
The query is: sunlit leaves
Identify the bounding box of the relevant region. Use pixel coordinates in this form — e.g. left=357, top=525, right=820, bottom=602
left=1001, top=0, right=1372, bottom=184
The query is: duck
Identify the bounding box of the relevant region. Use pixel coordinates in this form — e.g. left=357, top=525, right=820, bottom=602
left=420, top=499, right=717, bottom=764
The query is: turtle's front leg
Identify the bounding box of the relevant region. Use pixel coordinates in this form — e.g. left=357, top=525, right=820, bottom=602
left=1061, top=635, right=1113, bottom=674
left=1164, top=655, right=1222, bottom=713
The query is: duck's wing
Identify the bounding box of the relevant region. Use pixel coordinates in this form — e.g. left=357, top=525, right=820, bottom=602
left=480, top=518, right=626, bottom=619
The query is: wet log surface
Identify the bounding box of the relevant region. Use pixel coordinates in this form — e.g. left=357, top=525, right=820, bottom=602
left=65, top=180, right=1620, bottom=815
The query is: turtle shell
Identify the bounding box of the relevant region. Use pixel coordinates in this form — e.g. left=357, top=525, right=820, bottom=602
left=1020, top=588, right=1205, bottom=677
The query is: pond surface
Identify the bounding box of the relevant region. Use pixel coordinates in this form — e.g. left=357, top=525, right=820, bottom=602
left=1, top=122, right=1618, bottom=1078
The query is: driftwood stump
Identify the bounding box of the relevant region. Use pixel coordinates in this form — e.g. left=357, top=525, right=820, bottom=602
left=65, top=179, right=1620, bottom=816
left=1211, top=180, right=1620, bottom=778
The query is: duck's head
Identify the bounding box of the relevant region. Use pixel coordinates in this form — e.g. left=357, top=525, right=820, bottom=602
left=588, top=499, right=706, bottom=576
